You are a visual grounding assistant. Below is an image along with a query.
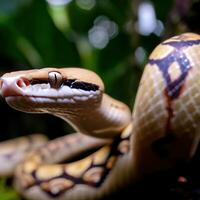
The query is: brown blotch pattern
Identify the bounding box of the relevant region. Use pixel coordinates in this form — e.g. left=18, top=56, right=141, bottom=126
left=19, top=130, right=131, bottom=197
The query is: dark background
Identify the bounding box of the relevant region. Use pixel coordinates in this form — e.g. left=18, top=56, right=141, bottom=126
left=0, top=0, right=200, bottom=199
left=0, top=0, right=174, bottom=140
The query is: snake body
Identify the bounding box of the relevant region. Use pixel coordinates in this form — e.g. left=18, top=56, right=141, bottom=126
left=1, top=32, right=200, bottom=199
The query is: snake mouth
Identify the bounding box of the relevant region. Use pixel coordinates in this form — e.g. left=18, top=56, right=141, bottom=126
left=1, top=78, right=102, bottom=113
left=1, top=76, right=102, bottom=102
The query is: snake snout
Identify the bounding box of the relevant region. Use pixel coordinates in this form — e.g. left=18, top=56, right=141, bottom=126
left=16, top=78, right=30, bottom=88
left=0, top=77, right=28, bottom=97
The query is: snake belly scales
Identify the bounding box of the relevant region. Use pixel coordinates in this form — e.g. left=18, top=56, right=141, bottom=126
left=0, top=32, right=200, bottom=200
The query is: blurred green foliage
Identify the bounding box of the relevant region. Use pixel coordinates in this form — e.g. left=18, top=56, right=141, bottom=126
left=0, top=0, right=138, bottom=141
left=0, top=179, right=20, bottom=200
left=0, top=0, right=197, bottom=199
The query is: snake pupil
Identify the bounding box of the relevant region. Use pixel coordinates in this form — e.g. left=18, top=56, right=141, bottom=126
left=48, top=71, right=63, bottom=89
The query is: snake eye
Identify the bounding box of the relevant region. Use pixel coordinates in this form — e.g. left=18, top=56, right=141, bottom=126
left=48, top=71, right=63, bottom=89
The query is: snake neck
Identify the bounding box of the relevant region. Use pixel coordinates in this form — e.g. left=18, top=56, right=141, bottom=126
left=52, top=94, right=132, bottom=138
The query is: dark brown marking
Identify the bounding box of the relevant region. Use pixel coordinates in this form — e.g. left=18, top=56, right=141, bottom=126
left=149, top=40, right=196, bottom=158
left=23, top=134, right=131, bottom=197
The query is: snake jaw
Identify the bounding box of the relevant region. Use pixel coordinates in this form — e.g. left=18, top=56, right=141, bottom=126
left=0, top=74, right=103, bottom=114
left=0, top=75, right=102, bottom=99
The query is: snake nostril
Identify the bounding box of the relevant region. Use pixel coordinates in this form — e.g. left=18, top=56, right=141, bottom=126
left=16, top=78, right=30, bottom=88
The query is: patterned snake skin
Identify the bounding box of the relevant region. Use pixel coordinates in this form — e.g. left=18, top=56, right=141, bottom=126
left=0, top=32, right=200, bottom=200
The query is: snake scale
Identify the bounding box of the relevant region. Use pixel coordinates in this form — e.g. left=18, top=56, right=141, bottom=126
left=0, top=32, right=200, bottom=199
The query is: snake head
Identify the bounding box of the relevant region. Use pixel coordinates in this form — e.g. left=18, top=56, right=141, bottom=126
left=0, top=67, right=104, bottom=113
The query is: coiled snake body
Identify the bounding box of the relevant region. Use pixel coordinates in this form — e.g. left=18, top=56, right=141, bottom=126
left=0, top=32, right=200, bottom=199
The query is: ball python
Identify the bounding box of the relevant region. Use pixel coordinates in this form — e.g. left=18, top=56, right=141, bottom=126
left=0, top=32, right=200, bottom=200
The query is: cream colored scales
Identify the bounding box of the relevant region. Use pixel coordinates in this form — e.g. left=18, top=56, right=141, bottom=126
left=0, top=33, right=200, bottom=200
